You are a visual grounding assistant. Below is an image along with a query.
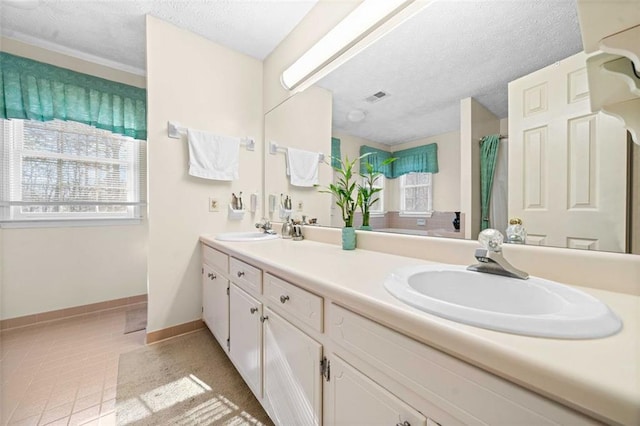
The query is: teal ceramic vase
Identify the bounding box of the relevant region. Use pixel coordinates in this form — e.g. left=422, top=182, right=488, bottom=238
left=342, top=227, right=356, bottom=250
left=359, top=225, right=373, bottom=231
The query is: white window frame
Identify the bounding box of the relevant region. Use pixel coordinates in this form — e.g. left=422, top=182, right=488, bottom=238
left=399, top=172, right=433, bottom=217
left=1, top=119, right=145, bottom=227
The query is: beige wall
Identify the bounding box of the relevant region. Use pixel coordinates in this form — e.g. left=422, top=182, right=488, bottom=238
left=264, top=87, right=333, bottom=226
left=146, top=16, right=263, bottom=333
left=460, top=97, right=500, bottom=240
left=0, top=39, right=148, bottom=320
left=0, top=36, right=146, bottom=88
left=1, top=226, right=147, bottom=319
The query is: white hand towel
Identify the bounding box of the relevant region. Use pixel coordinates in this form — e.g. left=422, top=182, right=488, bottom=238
left=287, top=147, right=320, bottom=187
left=187, top=129, right=240, bottom=181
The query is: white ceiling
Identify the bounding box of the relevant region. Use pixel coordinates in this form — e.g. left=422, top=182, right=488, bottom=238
left=0, top=0, right=319, bottom=74
left=317, top=0, right=583, bottom=146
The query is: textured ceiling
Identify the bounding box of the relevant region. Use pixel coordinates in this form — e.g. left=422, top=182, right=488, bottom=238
left=0, top=0, right=319, bottom=74
left=317, top=0, right=583, bottom=146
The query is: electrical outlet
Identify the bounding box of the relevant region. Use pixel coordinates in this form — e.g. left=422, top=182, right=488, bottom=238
left=209, top=198, right=220, bottom=212
left=417, top=218, right=426, bottom=226
left=297, top=200, right=304, bottom=211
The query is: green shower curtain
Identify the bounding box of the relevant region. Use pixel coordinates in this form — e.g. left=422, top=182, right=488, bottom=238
left=480, top=135, right=501, bottom=231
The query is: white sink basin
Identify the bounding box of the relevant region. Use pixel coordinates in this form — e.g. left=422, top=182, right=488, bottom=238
left=215, top=232, right=279, bottom=242
left=384, top=264, right=622, bottom=339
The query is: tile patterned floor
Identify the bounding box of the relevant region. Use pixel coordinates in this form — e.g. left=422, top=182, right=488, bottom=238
left=0, top=306, right=146, bottom=425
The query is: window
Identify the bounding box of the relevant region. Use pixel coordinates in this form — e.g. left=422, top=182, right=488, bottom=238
left=362, top=175, right=385, bottom=214
left=400, top=172, right=432, bottom=215
left=1, top=119, right=146, bottom=225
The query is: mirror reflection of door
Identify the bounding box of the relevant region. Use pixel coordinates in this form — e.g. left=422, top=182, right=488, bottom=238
left=509, top=52, right=627, bottom=252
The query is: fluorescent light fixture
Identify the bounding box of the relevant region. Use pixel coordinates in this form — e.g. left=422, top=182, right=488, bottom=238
left=281, top=0, right=422, bottom=91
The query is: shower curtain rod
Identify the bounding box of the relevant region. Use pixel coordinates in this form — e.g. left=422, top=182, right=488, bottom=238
left=479, top=134, right=508, bottom=143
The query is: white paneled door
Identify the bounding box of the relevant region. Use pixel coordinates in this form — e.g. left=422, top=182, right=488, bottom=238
left=202, top=264, right=229, bottom=350
left=263, top=308, right=322, bottom=426
left=509, top=51, right=627, bottom=252
left=229, top=284, right=262, bottom=398
left=324, top=355, right=427, bottom=426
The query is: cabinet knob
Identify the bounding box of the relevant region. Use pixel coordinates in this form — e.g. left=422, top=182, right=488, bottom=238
left=237, top=271, right=245, bottom=278
left=279, top=295, right=290, bottom=304
left=396, top=422, right=411, bottom=426
left=260, top=315, right=269, bottom=323
left=207, top=272, right=216, bottom=280
left=250, top=307, right=258, bottom=314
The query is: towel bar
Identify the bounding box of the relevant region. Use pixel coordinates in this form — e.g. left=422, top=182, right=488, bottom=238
left=167, top=121, right=255, bottom=151
left=269, top=141, right=324, bottom=162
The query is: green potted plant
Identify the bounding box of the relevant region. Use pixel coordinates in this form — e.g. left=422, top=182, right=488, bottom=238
left=357, top=157, right=395, bottom=230
left=322, top=155, right=360, bottom=250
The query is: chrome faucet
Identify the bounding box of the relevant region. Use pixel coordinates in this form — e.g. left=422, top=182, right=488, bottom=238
left=467, top=229, right=529, bottom=279
left=255, top=218, right=276, bottom=234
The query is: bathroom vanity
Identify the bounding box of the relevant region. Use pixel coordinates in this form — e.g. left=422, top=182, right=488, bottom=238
left=200, top=234, right=639, bottom=426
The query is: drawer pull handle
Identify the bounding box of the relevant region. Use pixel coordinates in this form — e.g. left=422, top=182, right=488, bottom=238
left=396, top=422, right=411, bottom=426
left=279, top=295, right=290, bottom=304
left=237, top=271, right=245, bottom=278
left=250, top=307, right=258, bottom=314
left=260, top=315, right=269, bottom=323
left=207, top=273, right=216, bottom=280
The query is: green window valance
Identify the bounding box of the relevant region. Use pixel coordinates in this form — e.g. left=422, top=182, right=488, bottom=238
left=359, top=143, right=438, bottom=178
left=392, top=143, right=438, bottom=177
left=359, top=145, right=394, bottom=178
left=331, top=137, right=341, bottom=168
left=0, top=52, right=147, bottom=139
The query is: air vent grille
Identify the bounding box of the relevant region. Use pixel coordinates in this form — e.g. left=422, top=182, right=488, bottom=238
left=365, top=91, right=390, bottom=103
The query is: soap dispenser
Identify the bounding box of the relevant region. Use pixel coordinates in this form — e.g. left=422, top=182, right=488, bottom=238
left=506, top=217, right=526, bottom=244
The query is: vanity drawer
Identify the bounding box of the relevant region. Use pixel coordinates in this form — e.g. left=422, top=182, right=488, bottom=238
left=264, top=273, right=323, bottom=332
left=202, top=244, right=228, bottom=273
left=230, top=257, right=262, bottom=295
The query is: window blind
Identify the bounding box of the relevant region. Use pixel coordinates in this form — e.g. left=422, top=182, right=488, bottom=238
left=1, top=119, right=146, bottom=222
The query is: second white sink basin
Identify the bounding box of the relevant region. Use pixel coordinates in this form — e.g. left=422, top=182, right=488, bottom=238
left=384, top=264, right=622, bottom=339
left=215, top=232, right=279, bottom=242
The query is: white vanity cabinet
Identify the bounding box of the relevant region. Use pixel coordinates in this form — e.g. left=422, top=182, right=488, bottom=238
left=325, top=354, right=427, bottom=426
left=229, top=283, right=263, bottom=398
left=201, top=240, right=606, bottom=425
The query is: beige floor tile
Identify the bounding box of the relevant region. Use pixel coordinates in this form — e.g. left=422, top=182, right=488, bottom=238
left=10, top=398, right=48, bottom=423
left=72, top=392, right=101, bottom=414
left=1, top=307, right=145, bottom=426
left=7, top=413, right=40, bottom=426
left=68, top=404, right=101, bottom=426
left=96, top=412, right=115, bottom=426
left=38, top=401, right=73, bottom=425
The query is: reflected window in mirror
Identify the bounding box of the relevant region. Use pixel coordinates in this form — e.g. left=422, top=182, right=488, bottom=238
left=400, top=173, right=432, bottom=217
left=362, top=175, right=385, bottom=215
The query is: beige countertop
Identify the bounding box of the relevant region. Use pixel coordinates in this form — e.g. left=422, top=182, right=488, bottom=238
left=200, top=235, right=640, bottom=425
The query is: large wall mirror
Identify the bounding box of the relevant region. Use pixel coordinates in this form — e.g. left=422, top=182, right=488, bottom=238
left=264, top=0, right=639, bottom=254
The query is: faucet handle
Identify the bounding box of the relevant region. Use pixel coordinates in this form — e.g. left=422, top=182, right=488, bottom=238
left=478, top=229, right=504, bottom=252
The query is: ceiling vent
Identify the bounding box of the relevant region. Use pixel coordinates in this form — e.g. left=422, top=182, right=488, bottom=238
left=365, top=91, right=390, bottom=103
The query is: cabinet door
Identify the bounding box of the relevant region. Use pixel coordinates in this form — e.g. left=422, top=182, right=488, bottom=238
left=202, top=264, right=229, bottom=350
left=325, top=355, right=427, bottom=426
left=263, top=308, right=322, bottom=426
left=229, top=283, right=262, bottom=398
